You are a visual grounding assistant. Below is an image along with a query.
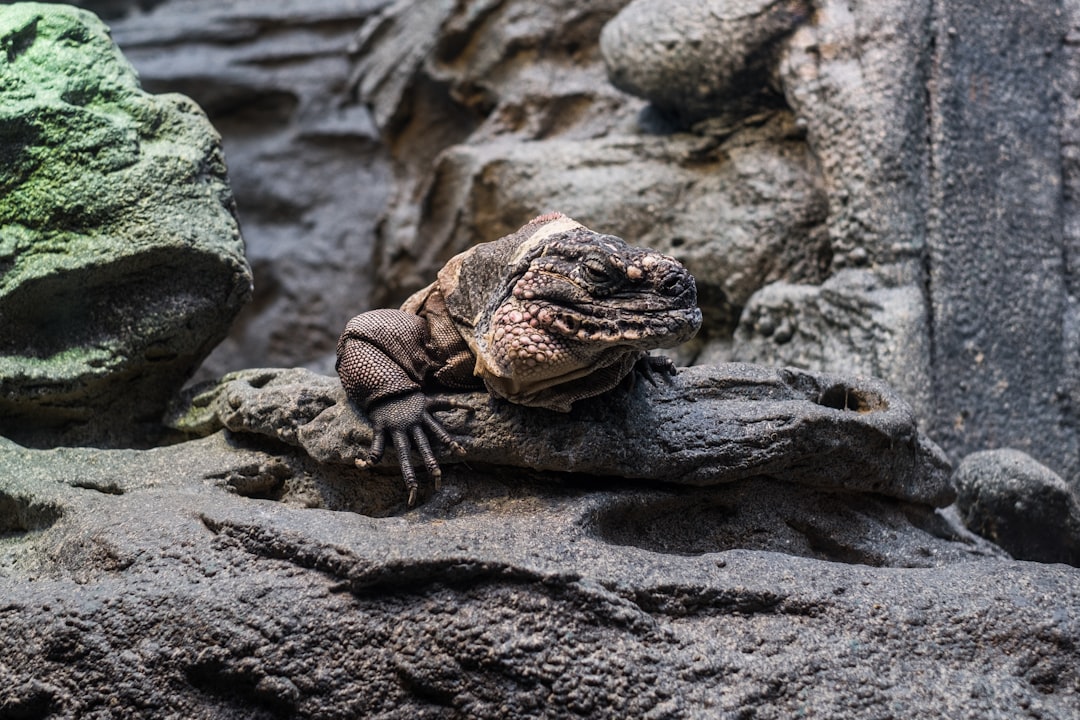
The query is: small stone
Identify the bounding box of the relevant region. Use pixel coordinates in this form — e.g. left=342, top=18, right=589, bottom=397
left=953, top=449, right=1080, bottom=565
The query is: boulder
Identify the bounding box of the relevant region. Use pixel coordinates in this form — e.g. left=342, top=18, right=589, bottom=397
left=954, top=449, right=1080, bottom=566
left=601, top=0, right=812, bottom=126
left=0, top=3, right=251, bottom=447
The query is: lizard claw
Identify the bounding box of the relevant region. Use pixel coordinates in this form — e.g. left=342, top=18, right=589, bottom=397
left=625, top=353, right=677, bottom=391
left=361, top=392, right=463, bottom=506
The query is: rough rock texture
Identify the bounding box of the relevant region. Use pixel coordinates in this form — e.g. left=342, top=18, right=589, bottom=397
left=74, top=0, right=395, bottom=379
left=171, top=365, right=954, bottom=507
left=715, top=0, right=934, bottom=429
left=600, top=0, right=812, bottom=126
left=5, top=433, right=1079, bottom=720
left=0, top=3, right=252, bottom=447
left=733, top=269, right=934, bottom=421
left=350, top=0, right=650, bottom=309
left=954, top=449, right=1080, bottom=566
left=929, top=0, right=1078, bottom=480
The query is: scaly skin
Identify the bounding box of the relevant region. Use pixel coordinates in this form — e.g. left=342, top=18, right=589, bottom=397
left=337, top=212, right=701, bottom=505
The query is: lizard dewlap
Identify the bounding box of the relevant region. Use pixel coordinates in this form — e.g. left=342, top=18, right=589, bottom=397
left=336, top=212, right=702, bottom=504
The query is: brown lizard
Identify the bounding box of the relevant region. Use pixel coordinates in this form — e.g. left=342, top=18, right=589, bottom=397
left=336, top=212, right=702, bottom=505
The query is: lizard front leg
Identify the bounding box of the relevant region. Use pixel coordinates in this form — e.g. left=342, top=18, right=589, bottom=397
left=336, top=310, right=464, bottom=506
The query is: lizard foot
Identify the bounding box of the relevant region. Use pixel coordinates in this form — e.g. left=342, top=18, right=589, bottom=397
left=361, top=392, right=465, bottom=506
left=626, top=353, right=678, bottom=391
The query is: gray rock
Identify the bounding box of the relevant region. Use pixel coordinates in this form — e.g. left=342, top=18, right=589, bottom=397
left=3, top=434, right=1076, bottom=719
left=954, top=449, right=1080, bottom=566
left=733, top=269, right=934, bottom=424
left=600, top=0, right=812, bottom=126
left=927, top=0, right=1078, bottom=482
left=779, top=0, right=933, bottom=268
left=83, top=0, right=394, bottom=380
left=170, top=364, right=954, bottom=508
left=0, top=3, right=251, bottom=447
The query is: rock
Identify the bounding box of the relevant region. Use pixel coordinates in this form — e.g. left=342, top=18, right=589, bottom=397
left=927, top=0, right=1077, bottom=481
left=779, top=0, right=933, bottom=268
left=0, top=3, right=251, bottom=448
left=954, top=449, right=1080, bottom=566
left=733, top=269, right=933, bottom=423
left=98, top=0, right=392, bottom=380
left=600, top=0, right=812, bottom=126
left=4, top=433, right=1077, bottom=719
left=170, top=364, right=954, bottom=508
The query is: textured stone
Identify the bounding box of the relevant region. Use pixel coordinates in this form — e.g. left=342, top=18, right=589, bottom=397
left=0, top=3, right=251, bottom=447
left=600, top=0, right=812, bottom=126
left=928, top=0, right=1076, bottom=480
left=171, top=364, right=954, bottom=507
left=954, top=449, right=1080, bottom=566
left=780, top=0, right=932, bottom=268
left=733, top=269, right=933, bottom=423
left=89, top=0, right=393, bottom=379
left=3, top=435, right=1076, bottom=719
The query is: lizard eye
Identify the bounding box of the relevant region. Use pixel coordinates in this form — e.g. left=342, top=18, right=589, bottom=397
left=581, top=258, right=612, bottom=284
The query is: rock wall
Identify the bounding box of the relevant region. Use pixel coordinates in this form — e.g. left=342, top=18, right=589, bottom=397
left=65, top=0, right=395, bottom=380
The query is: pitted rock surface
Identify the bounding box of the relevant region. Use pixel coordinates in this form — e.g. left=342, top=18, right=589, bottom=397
left=3, top=433, right=1075, bottom=719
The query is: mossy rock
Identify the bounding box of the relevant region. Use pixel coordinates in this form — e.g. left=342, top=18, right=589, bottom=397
left=0, top=3, right=252, bottom=447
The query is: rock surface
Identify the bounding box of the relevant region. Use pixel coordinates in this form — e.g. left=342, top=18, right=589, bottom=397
left=954, top=449, right=1080, bottom=566
left=87, top=0, right=394, bottom=379
left=600, top=0, right=812, bottom=126
left=0, top=3, right=252, bottom=448
left=928, top=0, right=1078, bottom=479
left=5, top=432, right=1078, bottom=720
left=733, top=269, right=934, bottom=421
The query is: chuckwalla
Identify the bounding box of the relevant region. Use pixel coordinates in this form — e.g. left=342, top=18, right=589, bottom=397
left=336, top=212, right=702, bottom=504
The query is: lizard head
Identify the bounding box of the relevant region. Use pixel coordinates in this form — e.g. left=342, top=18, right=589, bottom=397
left=444, top=213, right=701, bottom=409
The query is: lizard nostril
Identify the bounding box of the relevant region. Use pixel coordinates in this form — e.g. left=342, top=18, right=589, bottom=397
left=660, top=271, right=684, bottom=295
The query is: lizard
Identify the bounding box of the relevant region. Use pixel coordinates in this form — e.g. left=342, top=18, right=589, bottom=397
left=336, top=212, right=702, bottom=505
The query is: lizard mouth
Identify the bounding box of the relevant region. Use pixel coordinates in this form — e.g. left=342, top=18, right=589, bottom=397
left=547, top=303, right=702, bottom=347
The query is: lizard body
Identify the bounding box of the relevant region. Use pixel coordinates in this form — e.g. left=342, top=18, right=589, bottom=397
left=336, top=212, right=701, bottom=504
